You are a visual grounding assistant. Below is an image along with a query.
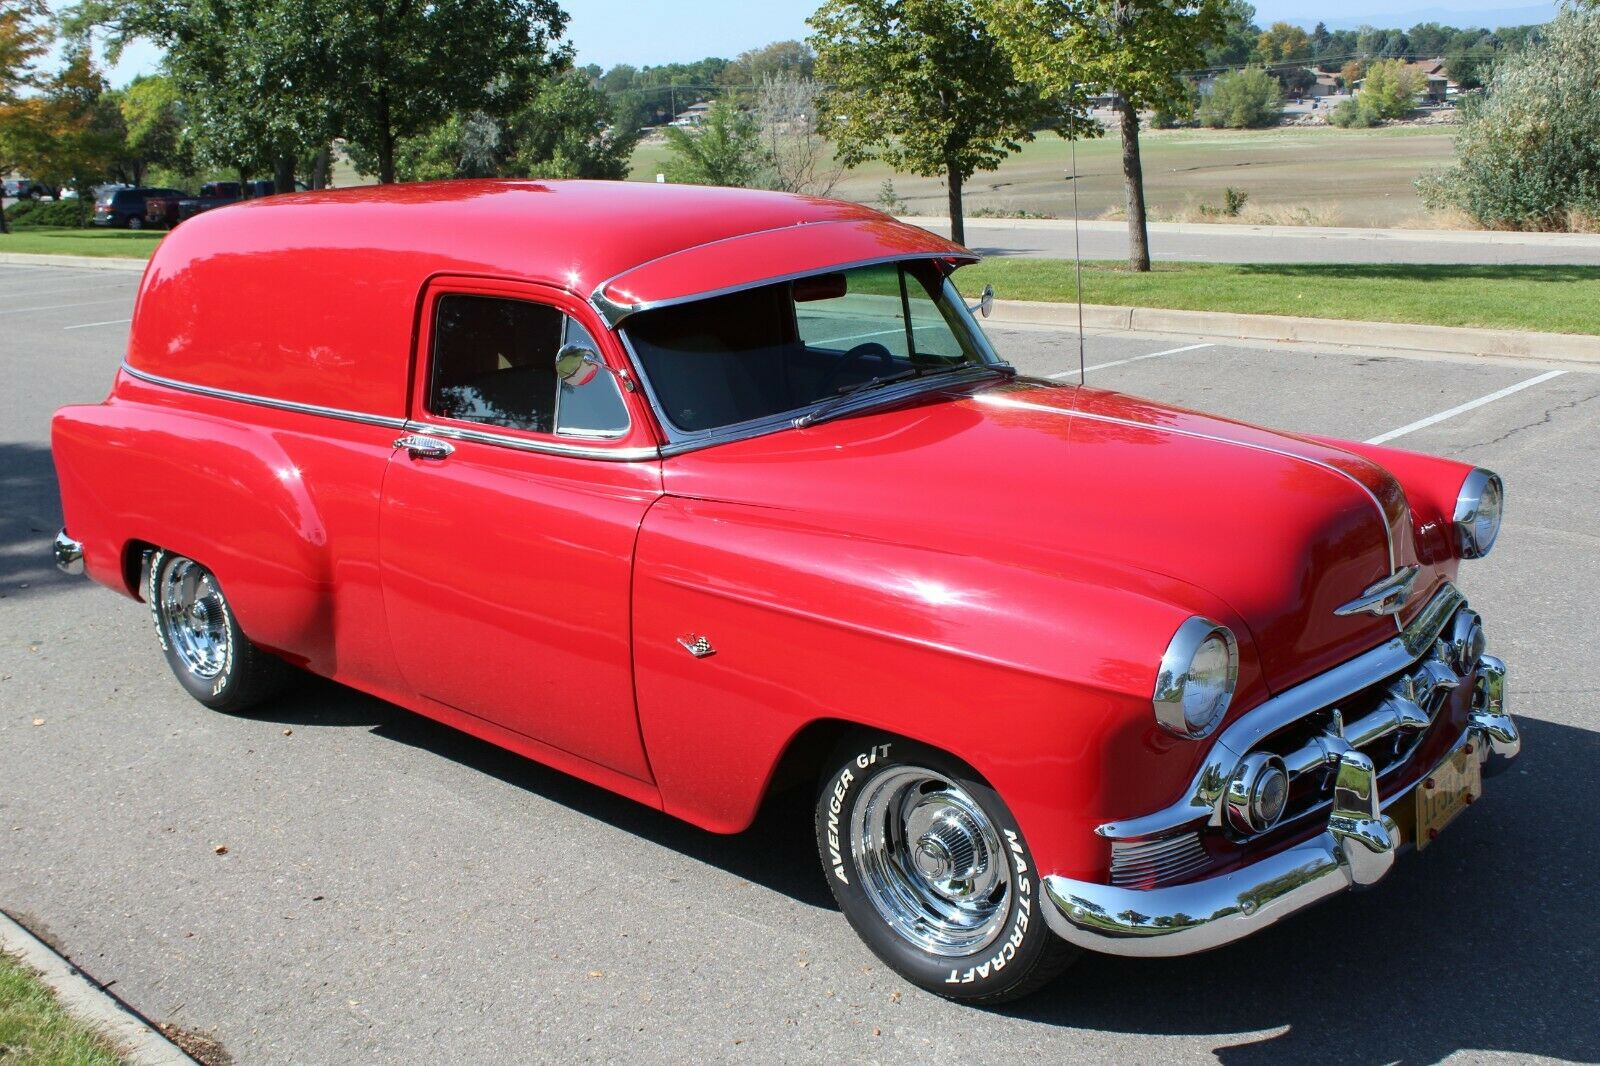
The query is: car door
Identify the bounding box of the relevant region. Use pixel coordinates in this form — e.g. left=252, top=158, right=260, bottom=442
left=378, top=276, right=663, bottom=782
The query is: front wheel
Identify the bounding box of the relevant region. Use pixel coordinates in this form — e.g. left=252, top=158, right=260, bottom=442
left=815, top=734, right=1076, bottom=1004
left=147, top=550, right=290, bottom=712
left=127, top=215, right=143, bottom=230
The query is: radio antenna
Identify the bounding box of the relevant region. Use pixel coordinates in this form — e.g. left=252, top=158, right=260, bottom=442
left=1070, top=82, right=1086, bottom=385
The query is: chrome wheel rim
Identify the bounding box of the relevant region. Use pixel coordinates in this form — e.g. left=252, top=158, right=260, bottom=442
left=158, top=559, right=230, bottom=680
left=850, top=767, right=1011, bottom=956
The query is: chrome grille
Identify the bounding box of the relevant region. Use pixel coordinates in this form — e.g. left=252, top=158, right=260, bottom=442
left=1111, top=832, right=1209, bottom=887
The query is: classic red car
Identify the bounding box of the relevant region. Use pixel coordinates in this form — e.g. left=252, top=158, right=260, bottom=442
left=51, top=180, right=1520, bottom=1003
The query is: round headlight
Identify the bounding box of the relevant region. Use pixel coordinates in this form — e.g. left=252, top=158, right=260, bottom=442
left=1153, top=617, right=1239, bottom=739
left=1453, top=468, right=1503, bottom=559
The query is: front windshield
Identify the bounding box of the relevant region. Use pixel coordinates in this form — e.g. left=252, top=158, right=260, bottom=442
left=622, top=260, right=998, bottom=433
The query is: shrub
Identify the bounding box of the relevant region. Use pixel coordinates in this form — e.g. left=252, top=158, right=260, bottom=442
left=1418, top=9, right=1600, bottom=230
left=3, top=199, right=86, bottom=228
left=1328, top=98, right=1379, bottom=127
left=1198, top=67, right=1282, bottom=128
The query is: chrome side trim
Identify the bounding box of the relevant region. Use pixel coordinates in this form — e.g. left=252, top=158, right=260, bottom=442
left=121, top=363, right=660, bottom=462
left=401, top=420, right=660, bottom=462
left=121, top=363, right=409, bottom=430
left=1097, top=582, right=1466, bottom=842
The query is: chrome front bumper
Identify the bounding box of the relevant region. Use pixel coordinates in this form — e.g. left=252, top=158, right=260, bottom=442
left=1042, top=656, right=1519, bottom=958
left=53, top=529, right=84, bottom=575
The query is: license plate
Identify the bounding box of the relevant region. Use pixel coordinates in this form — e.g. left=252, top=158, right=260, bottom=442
left=1415, top=746, right=1483, bottom=850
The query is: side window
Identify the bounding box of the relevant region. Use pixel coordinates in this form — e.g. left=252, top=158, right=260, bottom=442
left=555, top=318, right=630, bottom=437
left=430, top=294, right=562, bottom=433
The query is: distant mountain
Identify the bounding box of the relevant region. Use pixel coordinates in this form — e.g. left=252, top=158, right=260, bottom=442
left=1256, top=3, right=1557, bottom=31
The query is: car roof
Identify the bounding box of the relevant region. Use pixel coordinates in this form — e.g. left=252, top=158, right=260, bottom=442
left=148, top=179, right=968, bottom=307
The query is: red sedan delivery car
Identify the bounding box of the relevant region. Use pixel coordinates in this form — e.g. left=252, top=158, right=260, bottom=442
left=51, top=181, right=1520, bottom=1002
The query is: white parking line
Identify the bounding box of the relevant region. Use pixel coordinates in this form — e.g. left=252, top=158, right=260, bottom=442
left=1048, top=342, right=1214, bottom=379
left=0, top=296, right=133, bottom=317
left=1365, top=370, right=1568, bottom=445
left=2, top=280, right=137, bottom=299
left=62, top=317, right=132, bottom=330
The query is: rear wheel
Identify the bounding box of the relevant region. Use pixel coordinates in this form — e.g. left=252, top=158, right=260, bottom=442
left=815, top=734, right=1076, bottom=1004
left=147, top=550, right=290, bottom=712
left=127, top=215, right=143, bottom=230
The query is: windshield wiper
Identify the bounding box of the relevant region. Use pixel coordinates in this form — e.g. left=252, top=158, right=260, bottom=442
left=792, top=361, right=1015, bottom=429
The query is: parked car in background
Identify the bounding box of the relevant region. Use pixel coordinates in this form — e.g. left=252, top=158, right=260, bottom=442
left=3, top=178, right=51, bottom=200
left=50, top=181, right=1523, bottom=1004
left=93, top=187, right=186, bottom=229
left=169, top=179, right=309, bottom=225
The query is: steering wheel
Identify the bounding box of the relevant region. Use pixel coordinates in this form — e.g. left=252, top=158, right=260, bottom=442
left=821, top=341, right=897, bottom=393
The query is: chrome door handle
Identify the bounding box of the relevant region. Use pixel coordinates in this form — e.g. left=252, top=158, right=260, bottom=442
left=394, top=434, right=454, bottom=460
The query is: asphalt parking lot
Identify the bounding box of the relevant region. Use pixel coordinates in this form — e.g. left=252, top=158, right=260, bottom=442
left=3, top=262, right=1598, bottom=1063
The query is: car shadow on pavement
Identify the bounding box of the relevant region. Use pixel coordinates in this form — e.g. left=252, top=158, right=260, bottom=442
left=0, top=442, right=74, bottom=599
left=996, top=714, right=1599, bottom=1062
left=245, top=675, right=836, bottom=910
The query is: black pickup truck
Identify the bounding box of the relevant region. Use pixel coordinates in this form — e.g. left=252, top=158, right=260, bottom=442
left=148, top=179, right=308, bottom=228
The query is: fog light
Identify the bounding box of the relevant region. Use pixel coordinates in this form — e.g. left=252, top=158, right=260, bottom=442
left=1226, top=752, right=1290, bottom=834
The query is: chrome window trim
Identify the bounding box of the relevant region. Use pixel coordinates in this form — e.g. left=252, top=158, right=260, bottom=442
left=121, top=363, right=409, bottom=430
left=590, top=249, right=976, bottom=327
left=1096, top=582, right=1466, bottom=842
left=401, top=419, right=659, bottom=462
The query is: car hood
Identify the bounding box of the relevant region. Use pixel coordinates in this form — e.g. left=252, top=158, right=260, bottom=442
left=659, top=379, right=1442, bottom=694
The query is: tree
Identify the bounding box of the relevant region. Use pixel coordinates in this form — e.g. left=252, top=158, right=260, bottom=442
left=661, top=99, right=763, bottom=187
left=74, top=0, right=571, bottom=185
left=114, top=73, right=183, bottom=185
left=984, top=0, right=1226, bottom=271
left=1198, top=66, right=1281, bottom=127
left=505, top=70, right=640, bottom=179
left=720, top=40, right=815, bottom=89
left=810, top=0, right=1081, bottom=246
left=4, top=49, right=121, bottom=222
left=754, top=72, right=844, bottom=195
left=1203, top=0, right=1258, bottom=66
left=0, top=0, right=53, bottom=233
left=320, top=0, right=570, bottom=183
left=1419, top=7, right=1600, bottom=230
left=1256, top=21, right=1311, bottom=61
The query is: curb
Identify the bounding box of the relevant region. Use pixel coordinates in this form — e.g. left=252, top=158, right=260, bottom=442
left=0, top=909, right=198, bottom=1065
left=985, top=299, right=1600, bottom=364
left=0, top=252, right=148, bottom=271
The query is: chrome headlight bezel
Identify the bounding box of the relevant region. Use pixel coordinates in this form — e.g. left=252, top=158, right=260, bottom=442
left=1153, top=617, right=1239, bottom=740
left=1453, top=468, right=1504, bottom=559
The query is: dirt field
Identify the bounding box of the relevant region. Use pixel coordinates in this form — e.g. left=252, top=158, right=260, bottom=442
left=629, top=125, right=1458, bottom=228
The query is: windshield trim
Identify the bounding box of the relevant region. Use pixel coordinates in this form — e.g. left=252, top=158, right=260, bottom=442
left=614, top=261, right=1010, bottom=456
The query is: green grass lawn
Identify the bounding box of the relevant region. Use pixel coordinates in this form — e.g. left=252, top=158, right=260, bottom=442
left=0, top=228, right=161, bottom=259
left=0, top=952, right=124, bottom=1065
left=956, top=259, right=1600, bottom=335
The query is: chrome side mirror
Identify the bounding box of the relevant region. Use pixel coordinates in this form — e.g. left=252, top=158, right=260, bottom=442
left=968, top=283, right=994, bottom=318
left=554, top=344, right=604, bottom=387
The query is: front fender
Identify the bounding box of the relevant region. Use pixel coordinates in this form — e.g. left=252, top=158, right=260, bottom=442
left=631, top=495, right=1266, bottom=880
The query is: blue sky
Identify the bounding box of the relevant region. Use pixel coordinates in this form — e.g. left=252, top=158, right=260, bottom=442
left=91, top=0, right=1560, bottom=88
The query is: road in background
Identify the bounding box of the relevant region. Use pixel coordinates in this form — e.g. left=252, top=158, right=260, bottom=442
left=3, top=265, right=1598, bottom=1063
left=906, top=216, right=1600, bottom=266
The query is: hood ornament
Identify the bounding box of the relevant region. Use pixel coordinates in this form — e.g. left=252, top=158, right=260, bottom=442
left=1335, top=565, right=1421, bottom=618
